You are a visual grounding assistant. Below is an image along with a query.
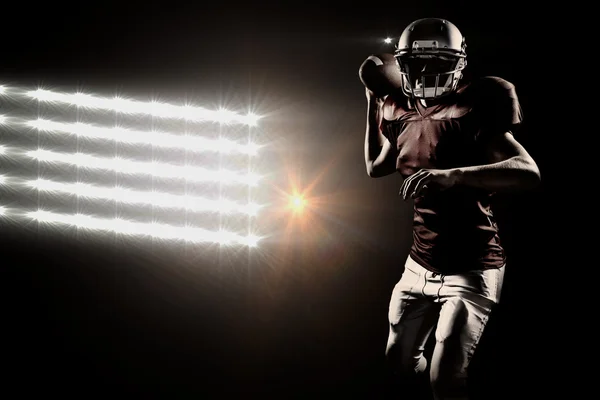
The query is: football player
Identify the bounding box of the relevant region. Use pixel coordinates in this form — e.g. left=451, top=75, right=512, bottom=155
left=363, top=18, right=540, bottom=400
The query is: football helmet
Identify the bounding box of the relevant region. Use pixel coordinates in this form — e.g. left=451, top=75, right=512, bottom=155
left=395, top=18, right=467, bottom=100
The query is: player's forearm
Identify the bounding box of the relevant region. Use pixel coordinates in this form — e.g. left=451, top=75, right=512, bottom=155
left=364, top=99, right=383, bottom=170
left=450, top=155, right=541, bottom=192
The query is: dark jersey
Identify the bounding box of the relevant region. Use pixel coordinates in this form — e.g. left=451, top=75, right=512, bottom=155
left=380, top=76, right=522, bottom=274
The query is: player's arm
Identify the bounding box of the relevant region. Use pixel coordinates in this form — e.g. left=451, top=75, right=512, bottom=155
left=449, top=131, right=540, bottom=192
left=452, top=78, right=540, bottom=192
left=400, top=77, right=540, bottom=199
left=364, top=90, right=397, bottom=178
left=400, top=131, right=540, bottom=199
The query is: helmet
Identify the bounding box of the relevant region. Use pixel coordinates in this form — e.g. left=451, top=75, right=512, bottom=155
left=395, top=18, right=467, bottom=100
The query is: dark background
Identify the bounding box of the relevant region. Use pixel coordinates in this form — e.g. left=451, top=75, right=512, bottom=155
left=1, top=1, right=549, bottom=398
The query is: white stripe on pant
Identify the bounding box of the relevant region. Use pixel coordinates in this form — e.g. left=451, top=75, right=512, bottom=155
left=386, top=255, right=504, bottom=400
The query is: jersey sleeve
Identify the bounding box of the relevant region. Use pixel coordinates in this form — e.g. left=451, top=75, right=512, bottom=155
left=474, top=76, right=523, bottom=140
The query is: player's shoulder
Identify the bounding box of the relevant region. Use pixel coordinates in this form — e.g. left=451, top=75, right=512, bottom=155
left=462, top=76, right=523, bottom=130
left=463, top=76, right=517, bottom=97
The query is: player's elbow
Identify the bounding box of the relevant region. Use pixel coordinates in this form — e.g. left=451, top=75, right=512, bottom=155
left=516, top=155, right=541, bottom=188
left=526, top=163, right=542, bottom=189
left=530, top=162, right=541, bottom=185
left=366, top=163, right=393, bottom=178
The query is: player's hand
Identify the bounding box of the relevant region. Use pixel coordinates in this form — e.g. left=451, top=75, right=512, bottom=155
left=399, top=168, right=458, bottom=200
left=365, top=87, right=386, bottom=106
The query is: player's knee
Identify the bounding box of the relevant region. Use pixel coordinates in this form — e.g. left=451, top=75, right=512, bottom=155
left=385, top=330, right=427, bottom=376
left=430, top=299, right=470, bottom=398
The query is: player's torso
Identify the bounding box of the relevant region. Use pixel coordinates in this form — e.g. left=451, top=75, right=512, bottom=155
left=380, top=86, right=505, bottom=273
left=381, top=89, right=481, bottom=177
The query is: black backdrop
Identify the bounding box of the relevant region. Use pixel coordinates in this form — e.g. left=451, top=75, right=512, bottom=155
left=1, top=1, right=550, bottom=398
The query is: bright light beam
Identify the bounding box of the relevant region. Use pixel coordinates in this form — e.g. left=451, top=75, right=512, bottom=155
left=25, top=119, right=261, bottom=155
left=25, top=89, right=261, bottom=126
left=26, top=209, right=261, bottom=247
left=22, top=177, right=262, bottom=216
left=25, top=149, right=261, bottom=186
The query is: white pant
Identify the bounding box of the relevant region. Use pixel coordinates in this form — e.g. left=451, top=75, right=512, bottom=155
left=386, top=255, right=504, bottom=400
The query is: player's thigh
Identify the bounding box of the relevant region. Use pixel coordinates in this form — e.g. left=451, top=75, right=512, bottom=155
left=431, top=293, right=497, bottom=379
left=387, top=259, right=439, bottom=359
left=388, top=255, right=429, bottom=325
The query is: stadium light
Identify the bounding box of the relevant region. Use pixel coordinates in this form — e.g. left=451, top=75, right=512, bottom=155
left=0, top=84, right=266, bottom=247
